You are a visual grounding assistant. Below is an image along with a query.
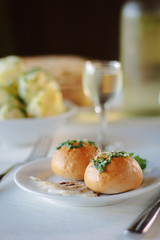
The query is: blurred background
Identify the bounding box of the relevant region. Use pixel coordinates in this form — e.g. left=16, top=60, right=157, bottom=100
left=0, top=0, right=124, bottom=59
left=0, top=0, right=159, bottom=114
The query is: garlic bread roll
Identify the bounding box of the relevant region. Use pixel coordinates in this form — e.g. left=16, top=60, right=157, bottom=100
left=51, top=140, right=101, bottom=180
left=84, top=151, right=143, bottom=194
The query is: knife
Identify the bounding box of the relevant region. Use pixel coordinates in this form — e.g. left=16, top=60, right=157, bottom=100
left=125, top=193, right=160, bottom=234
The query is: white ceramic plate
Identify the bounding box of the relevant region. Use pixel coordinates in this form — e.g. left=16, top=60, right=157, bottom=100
left=14, top=158, right=160, bottom=207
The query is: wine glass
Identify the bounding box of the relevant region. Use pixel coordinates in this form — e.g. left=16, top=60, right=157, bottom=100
left=82, top=60, right=123, bottom=150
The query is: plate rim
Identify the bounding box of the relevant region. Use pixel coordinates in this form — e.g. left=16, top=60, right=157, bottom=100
left=14, top=157, right=160, bottom=206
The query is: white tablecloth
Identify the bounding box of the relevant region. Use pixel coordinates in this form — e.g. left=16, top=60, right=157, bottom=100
left=0, top=110, right=160, bottom=240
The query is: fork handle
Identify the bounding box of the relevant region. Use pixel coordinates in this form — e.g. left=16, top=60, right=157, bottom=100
left=126, top=201, right=160, bottom=234
left=0, top=162, right=22, bottom=181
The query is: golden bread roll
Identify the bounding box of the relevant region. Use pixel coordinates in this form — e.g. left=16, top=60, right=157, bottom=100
left=51, top=140, right=101, bottom=180
left=84, top=151, right=143, bottom=194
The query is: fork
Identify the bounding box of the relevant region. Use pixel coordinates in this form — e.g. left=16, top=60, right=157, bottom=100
left=0, top=136, right=53, bottom=181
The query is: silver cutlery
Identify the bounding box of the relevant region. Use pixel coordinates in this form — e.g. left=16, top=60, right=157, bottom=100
left=0, top=136, right=53, bottom=181
left=125, top=192, right=160, bottom=235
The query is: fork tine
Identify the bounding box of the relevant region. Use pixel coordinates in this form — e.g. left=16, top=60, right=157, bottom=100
left=35, top=137, right=53, bottom=158
left=27, top=136, right=53, bottom=161
left=0, top=136, right=53, bottom=181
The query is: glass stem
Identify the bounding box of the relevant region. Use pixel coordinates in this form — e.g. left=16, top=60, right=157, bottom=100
left=96, top=105, right=108, bottom=150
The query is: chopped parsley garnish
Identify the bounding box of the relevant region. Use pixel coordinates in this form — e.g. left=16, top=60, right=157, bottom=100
left=91, top=151, right=128, bottom=173
left=56, top=139, right=96, bottom=150
left=91, top=151, right=147, bottom=173
left=91, top=154, right=111, bottom=173
left=87, top=140, right=96, bottom=146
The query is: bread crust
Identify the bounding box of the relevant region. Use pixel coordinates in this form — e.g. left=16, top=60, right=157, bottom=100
left=84, top=155, right=143, bottom=194
left=51, top=141, right=100, bottom=180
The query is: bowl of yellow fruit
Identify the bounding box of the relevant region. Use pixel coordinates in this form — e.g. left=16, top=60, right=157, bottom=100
left=0, top=56, right=78, bottom=146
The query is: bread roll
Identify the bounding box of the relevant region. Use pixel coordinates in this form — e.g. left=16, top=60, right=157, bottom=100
left=51, top=140, right=101, bottom=180
left=84, top=152, right=143, bottom=194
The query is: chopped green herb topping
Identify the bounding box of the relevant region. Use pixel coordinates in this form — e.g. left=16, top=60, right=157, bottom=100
left=87, top=140, right=96, bottom=146
left=91, top=155, right=111, bottom=173
left=91, top=151, right=128, bottom=173
left=91, top=151, right=147, bottom=173
left=56, top=139, right=96, bottom=150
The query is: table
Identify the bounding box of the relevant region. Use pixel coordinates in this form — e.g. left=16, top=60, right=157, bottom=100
left=0, top=109, right=160, bottom=240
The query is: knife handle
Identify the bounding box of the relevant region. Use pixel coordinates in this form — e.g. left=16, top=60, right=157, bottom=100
left=125, top=200, right=160, bottom=234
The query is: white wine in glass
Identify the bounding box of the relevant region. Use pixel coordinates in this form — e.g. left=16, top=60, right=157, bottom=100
left=82, top=60, right=123, bottom=150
